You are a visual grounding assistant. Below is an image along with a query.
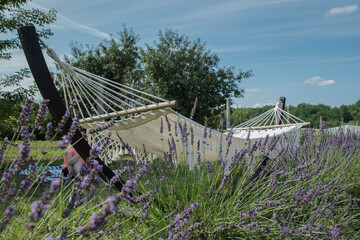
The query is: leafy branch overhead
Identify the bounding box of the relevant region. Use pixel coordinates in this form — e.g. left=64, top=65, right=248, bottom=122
left=0, top=0, right=57, bottom=60
left=0, top=0, right=57, bottom=138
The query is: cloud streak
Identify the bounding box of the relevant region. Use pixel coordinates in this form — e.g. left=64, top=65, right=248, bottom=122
left=184, top=0, right=297, bottom=21
left=304, top=76, right=335, bottom=86
left=325, top=5, right=358, bottom=17
left=27, top=2, right=113, bottom=40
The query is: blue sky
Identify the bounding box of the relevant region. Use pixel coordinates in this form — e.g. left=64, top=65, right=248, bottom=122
left=1, top=0, right=359, bottom=108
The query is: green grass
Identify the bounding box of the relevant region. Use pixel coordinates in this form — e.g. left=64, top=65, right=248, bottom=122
left=1, top=140, right=63, bottom=161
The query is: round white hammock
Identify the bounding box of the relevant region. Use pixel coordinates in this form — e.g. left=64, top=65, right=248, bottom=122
left=45, top=47, right=309, bottom=167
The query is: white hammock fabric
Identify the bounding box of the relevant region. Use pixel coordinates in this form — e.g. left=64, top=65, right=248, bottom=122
left=46, top=47, right=309, bottom=166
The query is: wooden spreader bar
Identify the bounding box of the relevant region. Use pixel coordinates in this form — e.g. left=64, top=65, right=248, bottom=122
left=79, top=100, right=178, bottom=124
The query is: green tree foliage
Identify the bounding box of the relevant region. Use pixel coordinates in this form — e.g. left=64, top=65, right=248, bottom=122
left=141, top=29, right=252, bottom=124
left=0, top=0, right=56, bottom=138
left=65, top=26, right=142, bottom=86
left=0, top=0, right=56, bottom=60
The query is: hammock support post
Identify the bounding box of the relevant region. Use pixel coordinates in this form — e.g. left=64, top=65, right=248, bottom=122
left=276, top=96, right=286, bottom=125
left=226, top=98, right=231, bottom=129
left=17, top=26, right=124, bottom=191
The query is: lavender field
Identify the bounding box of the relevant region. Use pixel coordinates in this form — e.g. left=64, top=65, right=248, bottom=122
left=0, top=100, right=359, bottom=239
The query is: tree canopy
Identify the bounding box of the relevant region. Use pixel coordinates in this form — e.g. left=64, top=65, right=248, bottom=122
left=0, top=0, right=57, bottom=137
left=65, top=26, right=142, bottom=87
left=141, top=29, right=252, bottom=124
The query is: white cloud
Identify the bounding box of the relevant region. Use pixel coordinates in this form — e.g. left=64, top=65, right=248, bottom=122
left=318, top=80, right=335, bottom=86
left=246, top=88, right=267, bottom=93
left=325, top=5, right=358, bottom=17
left=0, top=50, right=57, bottom=75
left=27, top=2, right=114, bottom=40
left=253, top=100, right=277, bottom=108
left=254, top=103, right=264, bottom=108
left=304, top=76, right=335, bottom=86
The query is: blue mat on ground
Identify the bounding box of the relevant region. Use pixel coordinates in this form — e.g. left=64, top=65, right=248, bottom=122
left=20, top=165, right=63, bottom=182
left=20, top=165, right=121, bottom=182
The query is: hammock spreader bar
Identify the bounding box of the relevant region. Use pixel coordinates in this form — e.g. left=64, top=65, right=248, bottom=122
left=79, top=100, right=179, bottom=124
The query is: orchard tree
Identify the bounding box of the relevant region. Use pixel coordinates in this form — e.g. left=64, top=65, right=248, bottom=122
left=141, top=29, right=252, bottom=124
left=1, top=0, right=56, bottom=60
left=66, top=26, right=143, bottom=87
left=0, top=0, right=56, bottom=137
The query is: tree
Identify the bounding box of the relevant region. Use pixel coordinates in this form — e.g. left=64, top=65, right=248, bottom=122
left=65, top=26, right=142, bottom=87
left=0, top=0, right=57, bottom=138
left=141, top=29, right=252, bottom=124
left=1, top=0, right=56, bottom=60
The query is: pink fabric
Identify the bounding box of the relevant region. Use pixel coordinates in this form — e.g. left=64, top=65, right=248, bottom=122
left=62, top=146, right=85, bottom=169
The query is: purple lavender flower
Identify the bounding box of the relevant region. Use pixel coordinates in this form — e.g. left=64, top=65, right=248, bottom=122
left=164, top=202, right=180, bottom=220
left=45, top=122, right=53, bottom=140
left=203, top=121, right=208, bottom=142
left=262, top=198, right=285, bottom=207
left=160, top=118, right=164, bottom=134
left=189, top=97, right=198, bottom=120
left=166, top=203, right=199, bottom=240
left=116, top=133, right=136, bottom=161
left=16, top=98, right=34, bottom=129
left=190, top=126, right=194, bottom=145
left=78, top=190, right=128, bottom=237
left=32, top=99, right=49, bottom=131
left=174, top=122, right=178, bottom=137
left=27, top=179, right=61, bottom=230
left=55, top=99, right=77, bottom=133
left=164, top=115, right=171, bottom=133
left=11, top=126, right=32, bottom=174
left=218, top=173, right=230, bottom=193
left=213, top=224, right=224, bottom=233
left=0, top=205, right=15, bottom=233
left=0, top=170, right=14, bottom=204
left=260, top=135, right=269, bottom=152
left=46, top=225, right=69, bottom=240
left=225, top=126, right=234, bottom=156
left=89, top=119, right=115, bottom=134
left=243, top=222, right=258, bottom=231
left=92, top=160, right=103, bottom=172
left=58, top=116, right=80, bottom=149
left=0, top=137, right=9, bottom=163
left=62, top=191, right=78, bottom=218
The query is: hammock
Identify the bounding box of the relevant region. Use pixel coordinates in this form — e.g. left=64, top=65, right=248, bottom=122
left=45, top=47, right=309, bottom=167
left=231, top=102, right=310, bottom=139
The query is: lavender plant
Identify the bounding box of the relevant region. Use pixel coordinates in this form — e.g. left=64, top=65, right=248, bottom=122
left=0, top=98, right=359, bottom=240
